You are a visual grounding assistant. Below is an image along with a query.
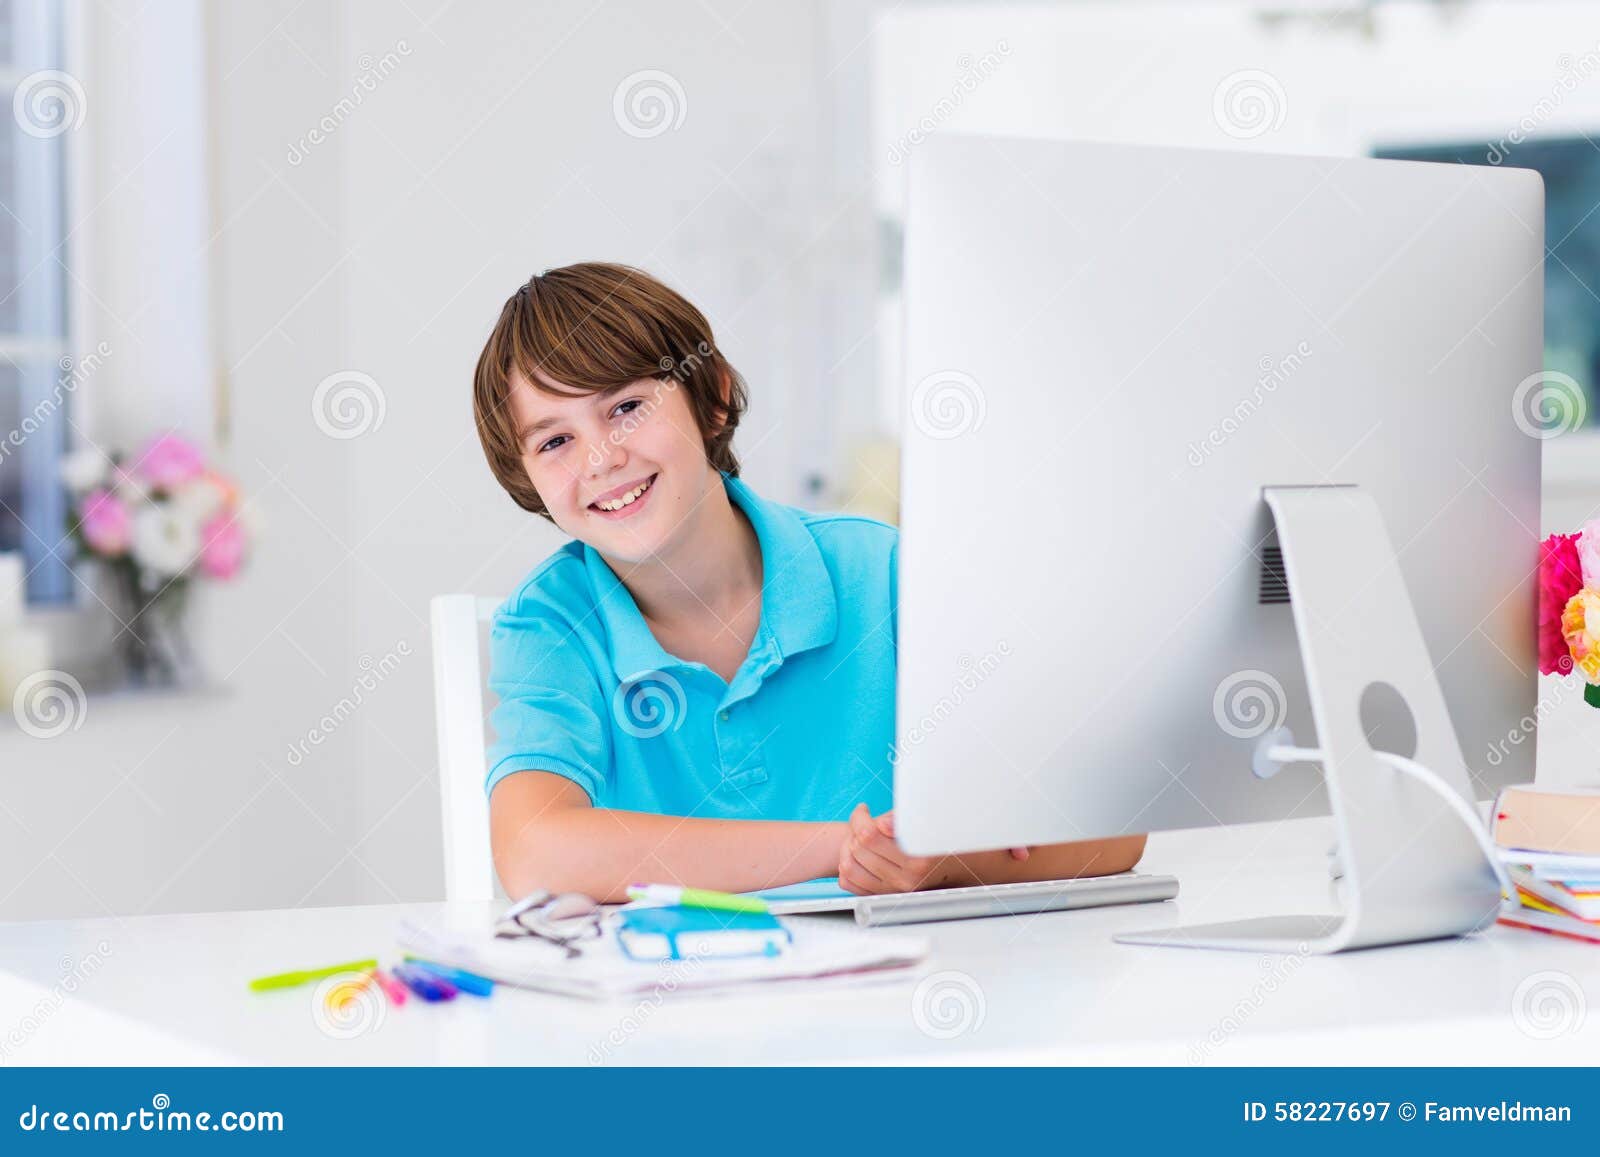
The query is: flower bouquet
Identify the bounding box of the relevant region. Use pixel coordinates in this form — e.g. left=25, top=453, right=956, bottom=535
left=60, top=433, right=250, bottom=686
left=1539, top=523, right=1600, bottom=707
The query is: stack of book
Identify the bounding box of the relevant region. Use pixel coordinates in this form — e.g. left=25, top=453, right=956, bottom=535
left=1494, top=784, right=1600, bottom=943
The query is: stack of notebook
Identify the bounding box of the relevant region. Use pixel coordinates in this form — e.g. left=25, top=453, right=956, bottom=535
left=1494, top=784, right=1600, bottom=943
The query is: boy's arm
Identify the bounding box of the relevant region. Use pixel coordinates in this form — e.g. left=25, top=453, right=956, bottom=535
left=490, top=770, right=848, bottom=903
left=838, top=805, right=1147, bottom=894
left=938, top=835, right=1149, bottom=887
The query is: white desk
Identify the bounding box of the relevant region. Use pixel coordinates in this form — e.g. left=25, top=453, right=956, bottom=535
left=2, top=815, right=1597, bottom=1065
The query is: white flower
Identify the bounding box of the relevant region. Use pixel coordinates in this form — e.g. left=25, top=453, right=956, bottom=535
left=171, top=475, right=227, bottom=524
left=58, top=446, right=109, bottom=492
left=130, top=502, right=200, bottom=578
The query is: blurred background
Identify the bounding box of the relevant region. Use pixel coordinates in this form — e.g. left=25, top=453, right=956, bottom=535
left=1, top=0, right=1598, bottom=920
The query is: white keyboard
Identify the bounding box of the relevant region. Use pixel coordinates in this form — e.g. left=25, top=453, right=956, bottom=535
left=767, top=872, right=1180, bottom=927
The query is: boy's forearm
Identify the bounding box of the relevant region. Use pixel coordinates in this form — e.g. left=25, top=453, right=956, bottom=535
left=935, top=834, right=1148, bottom=889
left=499, top=808, right=848, bottom=903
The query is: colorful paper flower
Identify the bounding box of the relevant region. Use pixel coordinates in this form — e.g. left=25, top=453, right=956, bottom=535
left=1540, top=532, right=1585, bottom=675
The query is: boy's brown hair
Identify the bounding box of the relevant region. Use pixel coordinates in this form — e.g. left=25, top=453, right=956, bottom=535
left=472, top=262, right=747, bottom=519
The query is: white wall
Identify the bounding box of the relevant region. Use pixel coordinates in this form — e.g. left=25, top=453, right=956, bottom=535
left=79, top=0, right=215, bottom=438
left=0, top=0, right=880, bottom=919
left=331, top=0, right=885, bottom=905
left=0, top=0, right=368, bottom=921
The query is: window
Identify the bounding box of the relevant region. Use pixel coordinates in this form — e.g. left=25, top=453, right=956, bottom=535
left=1374, top=136, right=1600, bottom=429
left=0, top=0, right=73, bottom=605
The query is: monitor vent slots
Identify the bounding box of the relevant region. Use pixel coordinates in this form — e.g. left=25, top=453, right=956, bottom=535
left=1258, top=546, right=1290, bottom=605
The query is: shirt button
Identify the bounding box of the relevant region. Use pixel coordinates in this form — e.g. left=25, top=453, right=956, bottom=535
left=718, top=709, right=730, bottom=721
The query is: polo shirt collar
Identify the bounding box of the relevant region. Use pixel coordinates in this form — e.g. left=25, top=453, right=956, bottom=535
left=582, top=472, right=839, bottom=683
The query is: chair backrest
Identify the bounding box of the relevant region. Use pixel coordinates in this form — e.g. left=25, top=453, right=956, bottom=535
left=430, top=593, right=504, bottom=903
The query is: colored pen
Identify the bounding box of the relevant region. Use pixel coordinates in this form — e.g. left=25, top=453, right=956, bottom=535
left=248, top=958, right=379, bottom=992
left=626, top=884, right=769, bottom=914
left=392, top=962, right=457, bottom=1002
left=368, top=967, right=408, bottom=1006
left=404, top=957, right=495, bottom=997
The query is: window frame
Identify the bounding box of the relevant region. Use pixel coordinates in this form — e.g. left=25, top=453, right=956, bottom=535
left=1, top=0, right=88, bottom=611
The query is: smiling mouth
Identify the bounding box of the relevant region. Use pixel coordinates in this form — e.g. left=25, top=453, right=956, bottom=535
left=589, top=473, right=657, bottom=513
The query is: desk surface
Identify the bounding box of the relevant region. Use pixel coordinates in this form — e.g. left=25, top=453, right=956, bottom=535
left=2, top=815, right=1597, bottom=1065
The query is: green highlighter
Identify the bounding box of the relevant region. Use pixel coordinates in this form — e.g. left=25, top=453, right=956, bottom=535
left=625, top=883, right=770, bottom=914
left=248, top=958, right=379, bottom=992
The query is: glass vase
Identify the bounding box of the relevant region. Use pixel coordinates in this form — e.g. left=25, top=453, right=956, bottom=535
left=105, top=560, right=198, bottom=689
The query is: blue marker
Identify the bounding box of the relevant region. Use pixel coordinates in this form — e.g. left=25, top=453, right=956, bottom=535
left=391, top=962, right=457, bottom=1002
left=406, top=958, right=495, bottom=997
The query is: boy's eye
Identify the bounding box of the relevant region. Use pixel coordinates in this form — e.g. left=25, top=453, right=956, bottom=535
left=612, top=398, right=643, bottom=418
left=536, top=434, right=569, bottom=453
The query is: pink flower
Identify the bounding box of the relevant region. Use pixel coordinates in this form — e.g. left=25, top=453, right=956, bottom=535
left=136, top=433, right=205, bottom=492
left=1540, top=532, right=1585, bottom=675
left=79, top=488, right=131, bottom=556
left=1580, top=519, right=1600, bottom=589
left=197, top=513, right=245, bottom=580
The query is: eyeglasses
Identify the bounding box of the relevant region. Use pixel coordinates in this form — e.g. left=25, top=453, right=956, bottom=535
left=495, top=890, right=605, bottom=957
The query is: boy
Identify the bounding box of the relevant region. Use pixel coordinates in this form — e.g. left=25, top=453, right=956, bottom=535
left=472, top=262, right=1146, bottom=902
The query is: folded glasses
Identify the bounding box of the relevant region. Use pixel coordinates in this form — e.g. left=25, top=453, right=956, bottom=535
left=495, top=890, right=605, bottom=957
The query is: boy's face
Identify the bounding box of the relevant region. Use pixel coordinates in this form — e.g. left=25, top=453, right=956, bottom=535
left=508, top=367, right=721, bottom=564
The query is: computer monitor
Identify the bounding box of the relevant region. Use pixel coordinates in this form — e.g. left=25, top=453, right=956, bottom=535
left=894, top=134, right=1544, bottom=952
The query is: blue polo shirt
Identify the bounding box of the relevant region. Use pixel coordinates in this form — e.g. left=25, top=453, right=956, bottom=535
left=483, top=473, right=897, bottom=821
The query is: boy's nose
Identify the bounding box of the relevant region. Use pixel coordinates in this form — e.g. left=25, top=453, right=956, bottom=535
left=583, top=433, right=626, bottom=475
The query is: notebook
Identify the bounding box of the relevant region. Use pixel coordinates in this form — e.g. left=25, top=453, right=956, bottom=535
left=1498, top=902, right=1600, bottom=944
left=1492, top=785, right=1600, bottom=857
left=396, top=914, right=926, bottom=1001
left=1508, top=866, right=1600, bottom=921
left=1497, top=848, right=1600, bottom=878
left=617, top=906, right=792, bottom=961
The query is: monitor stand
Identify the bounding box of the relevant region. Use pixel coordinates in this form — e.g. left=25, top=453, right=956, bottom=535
left=1115, top=485, right=1506, bottom=954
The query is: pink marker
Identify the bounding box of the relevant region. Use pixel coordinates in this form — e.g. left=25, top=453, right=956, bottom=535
left=369, top=967, right=408, bottom=1006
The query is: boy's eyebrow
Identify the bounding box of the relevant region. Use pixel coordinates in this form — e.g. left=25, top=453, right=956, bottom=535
left=515, top=415, right=557, bottom=440
left=514, top=383, right=635, bottom=440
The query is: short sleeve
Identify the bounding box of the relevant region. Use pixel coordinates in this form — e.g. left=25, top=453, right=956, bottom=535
left=484, top=603, right=612, bottom=804
left=889, top=534, right=899, bottom=650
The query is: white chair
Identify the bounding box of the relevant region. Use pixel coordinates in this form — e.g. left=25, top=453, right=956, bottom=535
left=429, top=593, right=504, bottom=903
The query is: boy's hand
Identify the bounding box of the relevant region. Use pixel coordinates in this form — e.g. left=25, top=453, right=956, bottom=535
left=837, top=805, right=1033, bottom=895
left=839, top=805, right=946, bottom=894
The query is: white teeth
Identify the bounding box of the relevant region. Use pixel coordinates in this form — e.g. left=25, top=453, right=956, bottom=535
left=595, top=477, right=652, bottom=512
